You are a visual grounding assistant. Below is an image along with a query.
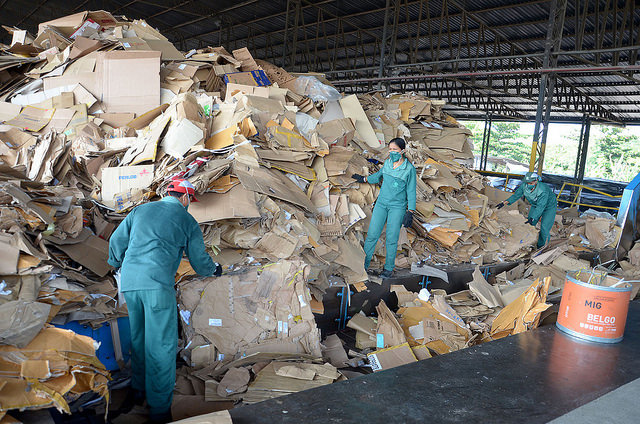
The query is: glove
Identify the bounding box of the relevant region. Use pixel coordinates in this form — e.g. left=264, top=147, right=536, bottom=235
left=402, top=211, right=413, bottom=228
left=496, top=202, right=505, bottom=209
left=351, top=174, right=366, bottom=183
left=525, top=218, right=535, bottom=226
left=214, top=263, right=222, bottom=277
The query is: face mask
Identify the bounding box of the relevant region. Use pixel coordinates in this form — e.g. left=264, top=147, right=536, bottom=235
left=526, top=182, right=536, bottom=193
left=183, top=194, right=191, bottom=210
left=390, top=151, right=402, bottom=162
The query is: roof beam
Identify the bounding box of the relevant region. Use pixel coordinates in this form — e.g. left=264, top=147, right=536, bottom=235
left=446, top=0, right=619, bottom=124
left=16, top=0, right=51, bottom=26
left=180, top=0, right=551, bottom=44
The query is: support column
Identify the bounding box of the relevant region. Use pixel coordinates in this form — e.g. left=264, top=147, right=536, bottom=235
left=574, top=115, right=591, bottom=184
left=480, top=114, right=492, bottom=171
left=282, top=0, right=302, bottom=69
left=377, top=0, right=400, bottom=92
left=530, top=0, right=567, bottom=174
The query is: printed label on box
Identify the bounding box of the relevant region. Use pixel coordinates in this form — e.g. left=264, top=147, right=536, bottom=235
left=368, top=353, right=382, bottom=371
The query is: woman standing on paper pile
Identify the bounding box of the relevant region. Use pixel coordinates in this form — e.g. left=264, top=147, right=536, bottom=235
left=352, top=138, right=417, bottom=279
left=498, top=171, right=557, bottom=249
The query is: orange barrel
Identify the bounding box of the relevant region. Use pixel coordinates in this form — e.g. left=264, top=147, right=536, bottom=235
left=556, top=271, right=632, bottom=343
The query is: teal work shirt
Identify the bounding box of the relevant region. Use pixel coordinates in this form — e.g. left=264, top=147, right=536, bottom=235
left=108, top=196, right=216, bottom=292
left=506, top=181, right=557, bottom=222
left=367, top=157, right=417, bottom=210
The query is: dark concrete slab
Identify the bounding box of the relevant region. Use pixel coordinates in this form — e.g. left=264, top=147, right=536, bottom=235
left=231, top=301, right=640, bottom=424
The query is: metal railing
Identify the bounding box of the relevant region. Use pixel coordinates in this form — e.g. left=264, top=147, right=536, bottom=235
left=557, top=182, right=622, bottom=211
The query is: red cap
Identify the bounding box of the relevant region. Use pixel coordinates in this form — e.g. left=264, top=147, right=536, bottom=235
left=167, top=178, right=199, bottom=202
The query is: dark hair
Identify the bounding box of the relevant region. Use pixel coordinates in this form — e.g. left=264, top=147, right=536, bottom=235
left=389, top=137, right=406, bottom=150
left=167, top=191, right=184, bottom=198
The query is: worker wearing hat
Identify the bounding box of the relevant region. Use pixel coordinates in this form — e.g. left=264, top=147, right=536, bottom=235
left=352, top=138, right=417, bottom=279
left=108, top=178, right=220, bottom=424
left=498, top=171, right=557, bottom=249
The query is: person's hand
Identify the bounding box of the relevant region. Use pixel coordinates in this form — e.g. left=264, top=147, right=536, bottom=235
left=496, top=201, right=507, bottom=209
left=214, top=263, right=222, bottom=277
left=525, top=218, right=535, bottom=226
left=402, top=211, right=413, bottom=228
left=351, top=174, right=366, bottom=183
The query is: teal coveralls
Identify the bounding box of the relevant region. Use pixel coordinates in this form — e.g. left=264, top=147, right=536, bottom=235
left=108, top=196, right=216, bottom=417
left=506, top=180, right=557, bottom=248
left=363, top=157, right=417, bottom=272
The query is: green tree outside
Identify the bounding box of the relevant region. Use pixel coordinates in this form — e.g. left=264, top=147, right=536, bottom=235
left=464, top=120, right=532, bottom=171
left=461, top=120, right=640, bottom=182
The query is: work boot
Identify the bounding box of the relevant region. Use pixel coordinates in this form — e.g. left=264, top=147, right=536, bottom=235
left=380, top=269, right=393, bottom=279
left=146, top=410, right=172, bottom=424
left=119, top=389, right=145, bottom=414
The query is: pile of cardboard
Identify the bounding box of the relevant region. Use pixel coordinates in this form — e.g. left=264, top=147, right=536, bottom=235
left=0, top=326, right=109, bottom=418
left=1, top=10, right=547, bottom=301
left=344, top=274, right=553, bottom=373
left=552, top=208, right=621, bottom=251
left=177, top=260, right=321, bottom=363
left=1, top=9, right=630, bottom=416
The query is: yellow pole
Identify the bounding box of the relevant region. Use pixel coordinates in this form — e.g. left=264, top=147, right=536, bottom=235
left=529, top=141, right=538, bottom=172
left=537, top=143, right=546, bottom=175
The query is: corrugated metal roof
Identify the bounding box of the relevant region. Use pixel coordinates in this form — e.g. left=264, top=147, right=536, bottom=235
left=1, top=0, right=639, bottom=122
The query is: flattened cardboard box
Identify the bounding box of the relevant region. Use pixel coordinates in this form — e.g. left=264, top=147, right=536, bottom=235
left=223, top=70, right=271, bottom=87
left=38, top=10, right=117, bottom=37
left=96, top=50, right=161, bottom=116
left=367, top=342, right=417, bottom=372
left=120, top=37, right=185, bottom=61
left=101, top=165, right=154, bottom=202
left=339, top=95, right=384, bottom=150
left=188, top=185, right=260, bottom=223
left=5, top=107, right=54, bottom=132
left=0, top=102, right=21, bottom=122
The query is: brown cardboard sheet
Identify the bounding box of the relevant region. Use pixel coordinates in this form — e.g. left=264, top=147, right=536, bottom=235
left=367, top=342, right=417, bottom=372
left=234, top=164, right=315, bottom=211
left=188, top=185, right=260, bottom=223
left=96, top=51, right=161, bottom=115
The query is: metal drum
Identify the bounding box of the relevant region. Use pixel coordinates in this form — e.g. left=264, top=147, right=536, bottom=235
left=556, top=270, right=632, bottom=343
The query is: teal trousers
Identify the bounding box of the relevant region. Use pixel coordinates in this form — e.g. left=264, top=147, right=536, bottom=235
left=124, top=289, right=177, bottom=415
left=364, top=203, right=405, bottom=272
left=533, top=206, right=557, bottom=248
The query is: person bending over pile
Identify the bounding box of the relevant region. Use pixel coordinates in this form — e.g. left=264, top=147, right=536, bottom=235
left=498, top=171, right=557, bottom=249
left=108, top=178, right=221, bottom=424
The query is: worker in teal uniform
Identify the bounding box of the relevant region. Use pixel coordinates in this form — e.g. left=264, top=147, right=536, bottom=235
left=352, top=138, right=417, bottom=279
left=108, top=178, right=221, bottom=424
left=498, top=171, right=557, bottom=249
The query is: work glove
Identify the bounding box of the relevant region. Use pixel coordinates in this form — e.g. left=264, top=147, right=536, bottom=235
left=351, top=174, right=366, bottom=183
left=496, top=202, right=506, bottom=209
left=402, top=211, right=413, bottom=228
left=525, top=218, right=535, bottom=226
left=214, top=263, right=223, bottom=277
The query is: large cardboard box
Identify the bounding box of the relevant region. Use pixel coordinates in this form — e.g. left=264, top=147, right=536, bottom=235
left=97, top=51, right=161, bottom=115
left=101, top=165, right=155, bottom=203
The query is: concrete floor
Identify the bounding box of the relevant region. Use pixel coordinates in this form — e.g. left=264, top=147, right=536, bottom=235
left=230, top=301, right=640, bottom=423
left=550, top=377, right=640, bottom=423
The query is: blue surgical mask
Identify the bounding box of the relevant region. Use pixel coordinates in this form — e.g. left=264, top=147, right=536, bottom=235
left=525, top=182, right=536, bottom=193
left=390, top=151, right=402, bottom=162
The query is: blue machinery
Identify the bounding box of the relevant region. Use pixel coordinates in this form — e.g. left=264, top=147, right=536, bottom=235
left=616, top=172, right=640, bottom=260
left=336, top=286, right=352, bottom=330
